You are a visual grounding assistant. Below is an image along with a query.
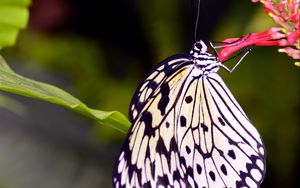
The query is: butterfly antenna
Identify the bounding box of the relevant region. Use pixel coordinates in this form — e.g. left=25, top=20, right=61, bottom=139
left=194, top=0, right=201, bottom=42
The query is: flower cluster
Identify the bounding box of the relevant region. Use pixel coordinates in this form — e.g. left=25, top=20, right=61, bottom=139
left=218, top=0, right=300, bottom=66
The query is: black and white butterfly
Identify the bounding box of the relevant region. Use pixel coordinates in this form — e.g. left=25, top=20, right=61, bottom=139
left=113, top=40, right=266, bottom=188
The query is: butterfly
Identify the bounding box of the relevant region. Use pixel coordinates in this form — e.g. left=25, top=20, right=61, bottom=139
left=113, top=40, right=266, bottom=188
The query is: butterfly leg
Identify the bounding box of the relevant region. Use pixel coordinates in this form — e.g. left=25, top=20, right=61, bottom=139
left=219, top=45, right=253, bottom=73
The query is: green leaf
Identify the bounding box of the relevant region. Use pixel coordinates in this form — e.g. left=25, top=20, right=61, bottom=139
left=0, top=55, right=131, bottom=133
left=0, top=0, right=31, bottom=49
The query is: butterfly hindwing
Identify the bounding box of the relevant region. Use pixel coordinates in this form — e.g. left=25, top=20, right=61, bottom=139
left=176, top=72, right=265, bottom=187
left=208, top=74, right=265, bottom=186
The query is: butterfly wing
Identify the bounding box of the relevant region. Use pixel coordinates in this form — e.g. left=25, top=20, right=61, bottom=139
left=129, top=54, right=191, bottom=122
left=113, top=55, right=266, bottom=188
left=176, top=72, right=266, bottom=188
left=113, top=54, right=193, bottom=187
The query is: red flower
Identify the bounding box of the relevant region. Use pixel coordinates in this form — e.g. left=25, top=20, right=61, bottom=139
left=218, top=0, right=300, bottom=66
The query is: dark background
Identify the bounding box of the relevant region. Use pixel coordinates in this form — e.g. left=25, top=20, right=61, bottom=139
left=0, top=0, right=299, bottom=187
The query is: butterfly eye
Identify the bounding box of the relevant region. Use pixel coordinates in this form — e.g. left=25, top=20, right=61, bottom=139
left=194, top=40, right=209, bottom=53
left=195, top=42, right=203, bottom=51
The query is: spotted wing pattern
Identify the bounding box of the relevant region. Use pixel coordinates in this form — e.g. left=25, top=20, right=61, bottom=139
left=113, top=47, right=266, bottom=188
left=176, top=72, right=266, bottom=188
left=128, top=54, right=191, bottom=122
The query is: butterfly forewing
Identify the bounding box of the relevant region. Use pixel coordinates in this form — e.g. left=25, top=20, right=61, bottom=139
left=113, top=41, right=266, bottom=188
left=129, top=54, right=191, bottom=122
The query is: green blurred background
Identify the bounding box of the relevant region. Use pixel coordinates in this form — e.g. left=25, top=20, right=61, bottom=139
left=0, top=0, right=299, bottom=187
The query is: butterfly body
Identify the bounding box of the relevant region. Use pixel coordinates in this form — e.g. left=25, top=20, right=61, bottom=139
left=113, top=40, right=266, bottom=188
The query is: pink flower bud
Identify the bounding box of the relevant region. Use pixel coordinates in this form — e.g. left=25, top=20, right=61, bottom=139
left=290, top=13, right=300, bottom=22
left=287, top=30, right=300, bottom=44
left=278, top=3, right=285, bottom=12
left=279, top=47, right=300, bottom=59
left=263, top=1, right=278, bottom=14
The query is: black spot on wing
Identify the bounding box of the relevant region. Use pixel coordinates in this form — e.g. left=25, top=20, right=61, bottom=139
left=166, top=122, right=170, bottom=128
left=218, top=117, right=225, bottom=126
left=150, top=160, right=155, bottom=178
left=185, top=145, right=191, bottom=154
left=158, top=83, right=170, bottom=116
left=141, top=111, right=156, bottom=137
left=157, top=175, right=170, bottom=186
left=185, top=95, right=193, bottom=103
left=209, top=171, right=216, bottom=181
left=156, top=137, right=169, bottom=159
left=196, top=164, right=202, bottom=174
left=186, top=166, right=194, bottom=177
left=179, top=156, right=187, bottom=168
left=170, top=137, right=178, bottom=151
left=220, top=164, right=227, bottom=175
left=228, top=139, right=236, bottom=146
left=180, top=116, right=187, bottom=127
left=246, top=162, right=255, bottom=172
left=228, top=149, right=236, bottom=159
left=236, top=180, right=247, bottom=188
left=172, top=170, right=181, bottom=182
left=143, top=181, right=151, bottom=188
left=200, top=123, right=208, bottom=132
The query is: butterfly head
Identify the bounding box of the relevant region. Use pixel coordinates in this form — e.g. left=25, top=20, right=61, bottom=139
left=190, top=40, right=220, bottom=73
